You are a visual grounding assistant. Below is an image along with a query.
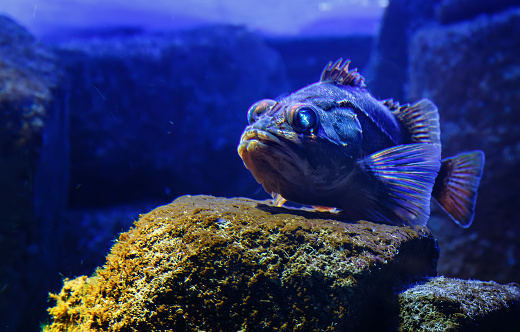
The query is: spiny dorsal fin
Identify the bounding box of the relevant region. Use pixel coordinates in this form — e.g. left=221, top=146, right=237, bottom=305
left=383, top=98, right=441, bottom=149
left=320, top=58, right=366, bottom=88
left=382, top=99, right=401, bottom=111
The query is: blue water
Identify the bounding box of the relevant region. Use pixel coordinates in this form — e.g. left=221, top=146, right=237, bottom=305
left=0, top=0, right=519, bottom=331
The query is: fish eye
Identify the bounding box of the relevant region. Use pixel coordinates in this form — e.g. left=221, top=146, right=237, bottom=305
left=292, top=106, right=319, bottom=134
left=247, top=99, right=276, bottom=124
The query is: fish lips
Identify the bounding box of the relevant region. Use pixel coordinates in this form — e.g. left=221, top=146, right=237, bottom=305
left=238, top=128, right=302, bottom=191
left=238, top=128, right=303, bottom=161
left=239, top=127, right=282, bottom=148
left=238, top=128, right=284, bottom=171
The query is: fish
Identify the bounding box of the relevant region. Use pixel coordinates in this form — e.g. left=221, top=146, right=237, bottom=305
left=237, top=58, right=485, bottom=228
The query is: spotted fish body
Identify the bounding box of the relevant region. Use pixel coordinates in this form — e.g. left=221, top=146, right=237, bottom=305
left=238, top=59, right=485, bottom=227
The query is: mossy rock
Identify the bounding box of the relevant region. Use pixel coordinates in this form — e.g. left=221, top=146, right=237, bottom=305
left=398, top=276, right=520, bottom=332
left=44, top=195, right=438, bottom=331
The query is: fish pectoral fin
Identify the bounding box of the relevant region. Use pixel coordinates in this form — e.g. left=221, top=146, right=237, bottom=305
left=432, top=150, right=485, bottom=228
left=271, top=192, right=287, bottom=207
left=383, top=99, right=441, bottom=148
left=358, top=143, right=441, bottom=227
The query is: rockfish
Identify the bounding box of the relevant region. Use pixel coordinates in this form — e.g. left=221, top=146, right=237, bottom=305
left=238, top=59, right=484, bottom=227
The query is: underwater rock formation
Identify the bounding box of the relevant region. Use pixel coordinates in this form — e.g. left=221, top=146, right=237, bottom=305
left=44, top=196, right=520, bottom=331
left=0, top=17, right=375, bottom=331
left=398, top=276, right=520, bottom=331
left=409, top=7, right=520, bottom=283
left=44, top=195, right=439, bottom=331
left=369, top=0, right=520, bottom=283
left=365, top=0, right=439, bottom=101
left=265, top=36, right=373, bottom=92
left=366, top=0, right=519, bottom=100
left=55, top=26, right=289, bottom=208
left=0, top=14, right=68, bottom=331
left=435, top=0, right=519, bottom=24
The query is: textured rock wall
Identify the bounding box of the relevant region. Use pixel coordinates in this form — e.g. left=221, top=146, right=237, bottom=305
left=369, top=0, right=520, bottom=283
left=408, top=7, right=520, bottom=283
left=0, top=15, right=68, bottom=331
left=54, top=25, right=289, bottom=208
left=55, top=27, right=374, bottom=210
left=365, top=0, right=440, bottom=101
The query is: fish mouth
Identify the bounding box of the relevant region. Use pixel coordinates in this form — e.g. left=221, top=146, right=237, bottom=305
left=238, top=128, right=284, bottom=157
left=238, top=128, right=347, bottom=203
left=237, top=128, right=300, bottom=192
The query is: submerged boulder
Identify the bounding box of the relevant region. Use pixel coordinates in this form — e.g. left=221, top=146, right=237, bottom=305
left=398, top=276, right=520, bottom=331
left=44, top=195, right=438, bottom=331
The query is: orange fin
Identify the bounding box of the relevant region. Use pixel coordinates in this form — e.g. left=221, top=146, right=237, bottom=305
left=432, top=151, right=485, bottom=228
left=312, top=206, right=341, bottom=213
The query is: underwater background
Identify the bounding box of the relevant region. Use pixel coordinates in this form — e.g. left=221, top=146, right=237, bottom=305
left=0, top=0, right=519, bottom=330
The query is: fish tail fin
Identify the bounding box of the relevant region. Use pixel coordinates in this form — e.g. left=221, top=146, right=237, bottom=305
left=432, top=150, right=485, bottom=228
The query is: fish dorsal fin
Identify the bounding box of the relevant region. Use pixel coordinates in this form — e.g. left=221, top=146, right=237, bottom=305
left=381, top=99, right=401, bottom=111
left=383, top=98, right=441, bottom=148
left=320, top=58, right=366, bottom=88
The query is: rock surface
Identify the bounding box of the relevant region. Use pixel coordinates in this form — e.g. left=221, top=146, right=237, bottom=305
left=398, top=276, right=520, bottom=331
left=54, top=25, right=289, bottom=208
left=368, top=0, right=520, bottom=284
left=265, top=36, right=373, bottom=92
left=365, top=0, right=439, bottom=101
left=435, top=0, right=519, bottom=24
left=0, top=14, right=67, bottom=331
left=409, top=7, right=520, bottom=283
left=44, top=195, right=439, bottom=331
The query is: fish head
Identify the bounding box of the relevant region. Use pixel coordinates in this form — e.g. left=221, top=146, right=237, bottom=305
left=238, top=82, right=363, bottom=205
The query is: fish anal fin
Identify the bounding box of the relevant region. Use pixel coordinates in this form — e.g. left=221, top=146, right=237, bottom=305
left=359, top=143, right=441, bottom=227
left=433, top=150, right=485, bottom=228
left=385, top=98, right=441, bottom=148
left=312, top=206, right=340, bottom=213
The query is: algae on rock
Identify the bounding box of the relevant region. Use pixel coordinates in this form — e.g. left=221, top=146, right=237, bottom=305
left=44, top=195, right=439, bottom=331
left=398, top=276, right=520, bottom=332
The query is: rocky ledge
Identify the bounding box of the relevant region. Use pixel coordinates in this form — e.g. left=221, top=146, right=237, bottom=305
left=43, top=195, right=519, bottom=331
left=398, top=276, right=520, bottom=331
